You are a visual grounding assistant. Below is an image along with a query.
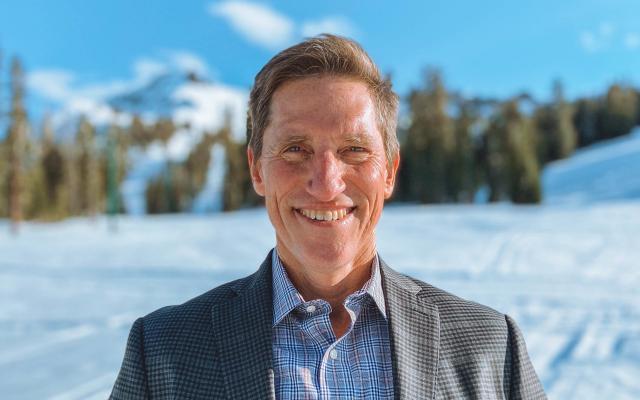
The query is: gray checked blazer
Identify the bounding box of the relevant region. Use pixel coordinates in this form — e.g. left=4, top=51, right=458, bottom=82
left=110, top=251, right=546, bottom=399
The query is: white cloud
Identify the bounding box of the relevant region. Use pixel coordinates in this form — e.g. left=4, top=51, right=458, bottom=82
left=301, top=16, right=355, bottom=38
left=624, top=32, right=640, bottom=50
left=579, top=23, right=640, bottom=53
left=599, top=22, right=615, bottom=37
left=580, top=31, right=600, bottom=53
left=27, top=70, right=75, bottom=102
left=166, top=51, right=209, bottom=76
left=209, top=1, right=294, bottom=49
left=208, top=1, right=357, bottom=49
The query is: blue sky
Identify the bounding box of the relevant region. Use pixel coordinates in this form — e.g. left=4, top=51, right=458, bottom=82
left=2, top=0, right=640, bottom=123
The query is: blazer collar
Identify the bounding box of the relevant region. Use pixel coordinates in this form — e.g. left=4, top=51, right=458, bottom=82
left=211, top=252, right=440, bottom=400
left=380, top=259, right=441, bottom=400
left=210, top=250, right=276, bottom=399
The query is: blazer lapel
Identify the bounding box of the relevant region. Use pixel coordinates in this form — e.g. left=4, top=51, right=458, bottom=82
left=211, top=253, right=275, bottom=399
left=381, top=261, right=441, bottom=400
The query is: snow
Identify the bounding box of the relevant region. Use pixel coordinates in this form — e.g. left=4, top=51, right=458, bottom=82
left=120, top=144, right=168, bottom=216
left=2, top=131, right=640, bottom=398
left=1, top=203, right=638, bottom=399
left=543, top=128, right=640, bottom=204
left=192, top=144, right=227, bottom=213
left=172, top=81, right=248, bottom=141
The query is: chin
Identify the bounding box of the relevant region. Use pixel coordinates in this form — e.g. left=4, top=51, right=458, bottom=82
left=297, top=242, right=355, bottom=267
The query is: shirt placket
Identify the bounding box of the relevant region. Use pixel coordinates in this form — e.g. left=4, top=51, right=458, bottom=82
left=316, top=294, right=366, bottom=400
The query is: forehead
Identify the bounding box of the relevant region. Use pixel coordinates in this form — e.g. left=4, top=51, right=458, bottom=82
left=266, top=76, right=378, bottom=140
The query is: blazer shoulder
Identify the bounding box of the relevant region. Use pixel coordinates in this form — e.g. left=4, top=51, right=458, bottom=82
left=399, top=275, right=511, bottom=354
left=137, top=273, right=256, bottom=348
left=409, top=276, right=506, bottom=326
left=381, top=260, right=505, bottom=328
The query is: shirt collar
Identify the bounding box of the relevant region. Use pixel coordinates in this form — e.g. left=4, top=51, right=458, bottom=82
left=271, top=248, right=387, bottom=326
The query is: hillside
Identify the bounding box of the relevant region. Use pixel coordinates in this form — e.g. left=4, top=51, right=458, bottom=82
left=543, top=128, right=640, bottom=204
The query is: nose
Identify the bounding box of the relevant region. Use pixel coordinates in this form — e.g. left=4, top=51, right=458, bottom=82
left=307, top=151, right=346, bottom=201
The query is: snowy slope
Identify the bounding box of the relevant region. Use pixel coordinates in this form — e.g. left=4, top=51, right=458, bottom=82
left=192, top=144, right=227, bottom=213
left=1, top=203, right=639, bottom=399
left=543, top=128, right=640, bottom=204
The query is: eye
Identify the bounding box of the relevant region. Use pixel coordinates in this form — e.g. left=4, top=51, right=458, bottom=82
left=280, top=144, right=310, bottom=163
left=341, top=146, right=369, bottom=164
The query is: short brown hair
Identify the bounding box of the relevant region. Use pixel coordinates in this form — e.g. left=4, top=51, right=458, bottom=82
left=247, top=34, right=399, bottom=167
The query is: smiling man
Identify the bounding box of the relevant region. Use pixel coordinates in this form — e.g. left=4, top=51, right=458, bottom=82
left=110, top=35, right=546, bottom=399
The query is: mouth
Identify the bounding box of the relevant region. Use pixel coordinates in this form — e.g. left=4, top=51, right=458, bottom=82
left=295, top=207, right=356, bottom=222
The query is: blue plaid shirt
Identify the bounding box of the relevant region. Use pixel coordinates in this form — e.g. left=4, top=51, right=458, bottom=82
left=271, top=248, right=394, bottom=399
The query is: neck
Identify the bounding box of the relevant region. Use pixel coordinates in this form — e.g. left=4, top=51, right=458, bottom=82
left=275, top=247, right=376, bottom=311
left=276, top=247, right=376, bottom=339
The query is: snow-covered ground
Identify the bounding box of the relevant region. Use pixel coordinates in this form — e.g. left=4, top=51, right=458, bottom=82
left=1, top=203, right=638, bottom=399
left=1, top=130, right=639, bottom=399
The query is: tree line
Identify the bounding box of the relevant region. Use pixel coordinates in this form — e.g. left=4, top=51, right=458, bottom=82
left=395, top=69, right=639, bottom=204
left=1, top=53, right=639, bottom=231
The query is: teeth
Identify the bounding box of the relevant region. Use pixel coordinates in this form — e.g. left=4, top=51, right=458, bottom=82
left=299, top=208, right=352, bottom=221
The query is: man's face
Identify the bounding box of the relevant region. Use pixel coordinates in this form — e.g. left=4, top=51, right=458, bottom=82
left=248, top=76, right=399, bottom=273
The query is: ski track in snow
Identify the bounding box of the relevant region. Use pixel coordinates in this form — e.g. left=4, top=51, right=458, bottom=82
left=0, top=203, right=639, bottom=399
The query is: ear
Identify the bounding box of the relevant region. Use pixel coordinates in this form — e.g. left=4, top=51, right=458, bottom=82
left=247, top=147, right=265, bottom=196
left=383, top=152, right=400, bottom=199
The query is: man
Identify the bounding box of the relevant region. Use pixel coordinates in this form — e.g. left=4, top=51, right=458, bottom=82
left=110, top=35, right=546, bottom=399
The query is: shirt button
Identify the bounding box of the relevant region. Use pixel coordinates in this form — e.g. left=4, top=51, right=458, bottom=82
left=329, top=349, right=338, bottom=360
left=306, top=305, right=316, bottom=313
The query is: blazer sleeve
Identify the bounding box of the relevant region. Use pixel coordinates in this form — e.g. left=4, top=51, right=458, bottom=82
left=504, top=314, right=547, bottom=399
left=109, top=318, right=150, bottom=400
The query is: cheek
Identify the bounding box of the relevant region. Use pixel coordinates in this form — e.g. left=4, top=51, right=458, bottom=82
left=264, top=162, right=307, bottom=201
left=350, top=161, right=387, bottom=193
left=269, top=159, right=308, bottom=179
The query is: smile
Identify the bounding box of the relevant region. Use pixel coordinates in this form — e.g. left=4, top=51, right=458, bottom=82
left=296, top=207, right=355, bottom=222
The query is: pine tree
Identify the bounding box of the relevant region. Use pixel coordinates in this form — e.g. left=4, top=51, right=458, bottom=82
left=220, top=111, right=261, bottom=211
left=0, top=48, right=6, bottom=218
left=184, top=132, right=217, bottom=204
left=573, top=99, right=598, bottom=147
left=106, top=123, right=126, bottom=221
left=598, top=84, right=638, bottom=139
left=482, top=113, right=509, bottom=202
left=403, top=69, right=455, bottom=203
left=153, top=118, right=175, bottom=144
left=40, top=114, right=66, bottom=219
left=63, top=142, right=80, bottom=216
left=129, top=115, right=147, bottom=146
left=448, top=100, right=477, bottom=202
left=6, top=57, right=28, bottom=232
left=505, top=105, right=541, bottom=203
left=484, top=100, right=541, bottom=203
left=75, top=116, right=101, bottom=216
left=535, top=81, right=577, bottom=162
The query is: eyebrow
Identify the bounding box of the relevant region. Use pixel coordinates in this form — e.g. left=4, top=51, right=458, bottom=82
left=267, top=133, right=374, bottom=152
left=263, top=135, right=308, bottom=155
left=343, top=135, right=373, bottom=146
left=279, top=135, right=309, bottom=145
